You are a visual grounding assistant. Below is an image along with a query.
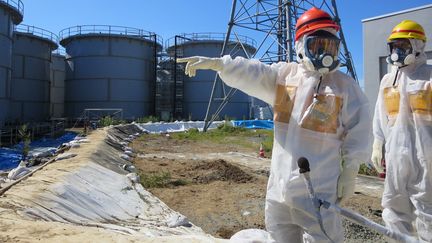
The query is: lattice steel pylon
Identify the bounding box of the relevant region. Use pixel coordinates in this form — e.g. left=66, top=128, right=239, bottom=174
left=203, top=0, right=357, bottom=131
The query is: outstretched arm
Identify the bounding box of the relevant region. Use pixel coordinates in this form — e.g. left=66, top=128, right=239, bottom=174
left=178, top=55, right=287, bottom=105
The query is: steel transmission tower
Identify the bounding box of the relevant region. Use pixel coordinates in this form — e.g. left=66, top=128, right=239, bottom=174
left=203, top=0, right=357, bottom=131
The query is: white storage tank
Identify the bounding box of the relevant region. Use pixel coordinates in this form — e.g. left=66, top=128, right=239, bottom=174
left=10, top=25, right=58, bottom=123
left=166, top=33, right=256, bottom=120
left=0, top=0, right=23, bottom=126
left=50, top=50, right=66, bottom=118
left=59, top=25, right=162, bottom=120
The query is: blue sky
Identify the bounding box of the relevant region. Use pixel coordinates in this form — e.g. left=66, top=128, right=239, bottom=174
left=20, top=0, right=431, bottom=86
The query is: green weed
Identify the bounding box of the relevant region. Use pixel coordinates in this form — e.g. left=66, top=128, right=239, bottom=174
left=170, top=123, right=274, bottom=155
left=140, top=171, right=189, bottom=188
left=18, top=124, right=31, bottom=160
left=99, top=116, right=126, bottom=127
left=358, top=163, right=379, bottom=176
left=140, top=171, right=171, bottom=188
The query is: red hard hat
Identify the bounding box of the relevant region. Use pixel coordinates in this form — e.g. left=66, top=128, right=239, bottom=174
left=295, top=7, right=340, bottom=41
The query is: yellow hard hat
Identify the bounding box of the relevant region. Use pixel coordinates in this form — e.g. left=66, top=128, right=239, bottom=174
left=388, top=20, right=426, bottom=42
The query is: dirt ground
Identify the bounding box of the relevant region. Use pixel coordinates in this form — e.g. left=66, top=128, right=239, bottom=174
left=132, top=133, right=386, bottom=242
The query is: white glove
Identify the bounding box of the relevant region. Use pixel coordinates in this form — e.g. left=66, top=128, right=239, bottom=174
left=371, top=139, right=384, bottom=173
left=337, top=167, right=358, bottom=203
left=176, top=56, right=223, bottom=77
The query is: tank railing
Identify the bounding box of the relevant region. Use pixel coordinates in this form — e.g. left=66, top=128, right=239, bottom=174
left=52, top=46, right=66, bottom=56
left=0, top=0, right=24, bottom=16
left=165, top=32, right=257, bottom=49
left=59, top=25, right=162, bottom=44
left=149, top=33, right=163, bottom=49
left=15, top=24, right=58, bottom=44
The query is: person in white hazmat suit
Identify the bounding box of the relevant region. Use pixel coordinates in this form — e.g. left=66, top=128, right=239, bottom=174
left=371, top=20, right=432, bottom=242
left=178, top=7, right=371, bottom=243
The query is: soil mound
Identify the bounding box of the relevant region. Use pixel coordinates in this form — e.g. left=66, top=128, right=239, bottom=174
left=190, top=159, right=254, bottom=184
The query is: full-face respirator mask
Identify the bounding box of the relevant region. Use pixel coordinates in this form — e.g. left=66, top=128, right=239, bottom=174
left=297, top=30, right=341, bottom=74
left=386, top=38, right=417, bottom=67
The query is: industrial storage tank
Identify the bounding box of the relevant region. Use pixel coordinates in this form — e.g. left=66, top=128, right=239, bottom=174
left=10, top=24, right=58, bottom=123
left=166, top=33, right=256, bottom=120
left=50, top=49, right=66, bottom=118
left=59, top=25, right=162, bottom=120
left=0, top=0, right=23, bottom=127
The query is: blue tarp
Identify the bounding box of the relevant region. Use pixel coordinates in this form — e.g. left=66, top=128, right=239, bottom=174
left=0, top=132, right=77, bottom=171
left=231, top=120, right=274, bottom=130
left=0, top=148, right=22, bottom=172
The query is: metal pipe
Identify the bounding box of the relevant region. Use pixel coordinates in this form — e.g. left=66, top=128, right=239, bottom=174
left=323, top=202, right=419, bottom=243
left=173, top=36, right=178, bottom=119
left=153, top=34, right=157, bottom=115
left=331, top=0, right=357, bottom=81
left=298, top=157, right=419, bottom=243
left=285, top=0, right=294, bottom=61
left=298, top=157, right=335, bottom=242
left=203, top=0, right=237, bottom=132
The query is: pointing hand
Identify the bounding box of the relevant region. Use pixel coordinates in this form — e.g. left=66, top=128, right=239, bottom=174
left=177, top=56, right=223, bottom=77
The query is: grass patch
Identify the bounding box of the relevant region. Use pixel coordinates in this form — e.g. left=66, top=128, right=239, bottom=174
left=140, top=171, right=171, bottom=188
left=358, top=163, right=379, bottom=176
left=140, top=171, right=190, bottom=188
left=170, top=122, right=274, bottom=154
left=99, top=116, right=126, bottom=127
left=172, top=123, right=249, bottom=141
left=261, top=134, right=273, bottom=153
left=173, top=127, right=201, bottom=140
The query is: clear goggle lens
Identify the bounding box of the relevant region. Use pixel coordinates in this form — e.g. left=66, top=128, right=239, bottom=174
left=306, top=37, right=340, bottom=58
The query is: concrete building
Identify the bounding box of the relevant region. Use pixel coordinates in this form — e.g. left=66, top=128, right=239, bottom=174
left=363, top=4, right=432, bottom=114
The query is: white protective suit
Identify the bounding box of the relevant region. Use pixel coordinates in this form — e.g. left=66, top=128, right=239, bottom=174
left=373, top=39, right=432, bottom=242
left=216, top=36, right=371, bottom=242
